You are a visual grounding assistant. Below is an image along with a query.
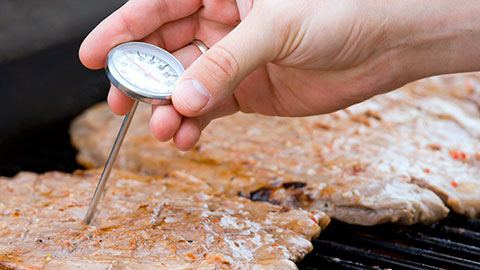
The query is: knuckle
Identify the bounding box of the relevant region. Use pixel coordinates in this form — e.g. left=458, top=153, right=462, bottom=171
left=118, top=11, right=137, bottom=40
left=203, top=45, right=240, bottom=84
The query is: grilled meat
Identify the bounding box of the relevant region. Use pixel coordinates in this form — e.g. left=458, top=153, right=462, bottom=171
left=0, top=170, right=328, bottom=269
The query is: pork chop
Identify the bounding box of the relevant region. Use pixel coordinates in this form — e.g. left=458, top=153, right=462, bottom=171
left=0, top=170, right=328, bottom=269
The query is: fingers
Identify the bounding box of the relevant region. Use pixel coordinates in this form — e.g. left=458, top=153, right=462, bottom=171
left=79, top=0, right=202, bottom=69
left=173, top=118, right=203, bottom=151
left=151, top=95, right=240, bottom=151
left=142, top=15, right=234, bottom=55
left=107, top=85, right=135, bottom=115
left=150, top=105, right=182, bottom=141
left=172, top=7, right=275, bottom=117
left=141, top=16, right=197, bottom=51
left=172, top=96, right=240, bottom=150
left=198, top=0, right=242, bottom=26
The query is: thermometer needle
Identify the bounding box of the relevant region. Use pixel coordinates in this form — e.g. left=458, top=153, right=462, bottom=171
left=84, top=101, right=139, bottom=225
left=123, top=53, right=161, bottom=83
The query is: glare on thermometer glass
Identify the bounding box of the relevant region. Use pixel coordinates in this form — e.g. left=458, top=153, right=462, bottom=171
left=84, top=42, right=184, bottom=225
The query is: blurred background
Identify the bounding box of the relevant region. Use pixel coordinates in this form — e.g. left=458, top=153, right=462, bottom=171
left=0, top=0, right=127, bottom=176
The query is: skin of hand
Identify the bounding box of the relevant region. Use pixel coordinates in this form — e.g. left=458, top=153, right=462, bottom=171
left=79, top=0, right=480, bottom=151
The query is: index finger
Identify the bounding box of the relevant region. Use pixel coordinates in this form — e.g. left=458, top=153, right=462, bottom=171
left=79, top=0, right=202, bottom=69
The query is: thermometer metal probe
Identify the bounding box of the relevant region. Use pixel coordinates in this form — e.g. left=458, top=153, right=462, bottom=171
left=84, top=42, right=184, bottom=224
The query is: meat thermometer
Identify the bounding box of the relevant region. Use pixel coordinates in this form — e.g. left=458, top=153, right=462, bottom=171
left=84, top=42, right=184, bottom=224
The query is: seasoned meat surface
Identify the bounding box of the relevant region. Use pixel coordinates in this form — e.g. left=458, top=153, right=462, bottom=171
left=71, top=73, right=480, bottom=224
left=0, top=170, right=328, bottom=270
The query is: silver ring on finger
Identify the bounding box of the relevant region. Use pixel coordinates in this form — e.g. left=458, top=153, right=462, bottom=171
left=192, top=39, right=209, bottom=54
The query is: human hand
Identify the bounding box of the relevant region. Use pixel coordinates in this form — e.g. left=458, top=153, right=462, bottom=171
left=80, top=0, right=480, bottom=150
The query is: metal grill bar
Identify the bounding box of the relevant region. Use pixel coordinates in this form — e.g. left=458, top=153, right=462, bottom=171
left=332, top=231, right=480, bottom=269
left=333, top=222, right=480, bottom=262
left=299, top=255, right=377, bottom=270
left=442, top=214, right=480, bottom=229
left=393, top=229, right=480, bottom=260
left=434, top=225, right=480, bottom=244
left=305, top=239, right=444, bottom=270
left=298, top=214, right=480, bottom=270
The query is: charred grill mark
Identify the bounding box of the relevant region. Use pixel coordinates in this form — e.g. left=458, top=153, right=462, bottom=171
left=427, top=144, right=442, bottom=151
left=243, top=183, right=310, bottom=207
left=313, top=122, right=331, bottom=130
left=351, top=163, right=365, bottom=175
left=137, top=204, right=149, bottom=211
left=350, top=110, right=382, bottom=126
left=191, top=144, right=202, bottom=152
left=282, top=182, right=307, bottom=189
left=365, top=110, right=382, bottom=121
left=248, top=188, right=272, bottom=202
left=288, top=188, right=315, bottom=208
left=350, top=114, right=371, bottom=127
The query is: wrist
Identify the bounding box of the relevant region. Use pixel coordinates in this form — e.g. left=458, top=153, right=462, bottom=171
left=384, top=0, right=480, bottom=82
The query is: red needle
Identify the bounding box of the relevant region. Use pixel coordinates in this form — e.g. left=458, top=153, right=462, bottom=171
left=123, top=53, right=161, bottom=83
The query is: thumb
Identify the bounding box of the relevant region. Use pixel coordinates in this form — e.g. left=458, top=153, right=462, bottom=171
left=172, top=11, right=274, bottom=117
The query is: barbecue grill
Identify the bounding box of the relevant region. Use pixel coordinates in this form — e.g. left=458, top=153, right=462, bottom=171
left=1, top=38, right=479, bottom=270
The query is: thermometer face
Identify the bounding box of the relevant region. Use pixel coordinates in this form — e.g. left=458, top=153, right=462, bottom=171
left=106, top=42, right=184, bottom=105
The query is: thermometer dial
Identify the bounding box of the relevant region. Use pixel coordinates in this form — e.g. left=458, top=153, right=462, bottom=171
left=106, top=42, right=184, bottom=105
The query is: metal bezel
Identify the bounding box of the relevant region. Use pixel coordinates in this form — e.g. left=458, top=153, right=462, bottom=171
left=105, top=42, right=184, bottom=105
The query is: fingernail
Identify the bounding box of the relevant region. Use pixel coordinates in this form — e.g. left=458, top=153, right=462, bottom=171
left=177, top=79, right=211, bottom=112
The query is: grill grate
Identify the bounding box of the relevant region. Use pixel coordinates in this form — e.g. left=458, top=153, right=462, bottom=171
left=298, top=215, right=480, bottom=270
